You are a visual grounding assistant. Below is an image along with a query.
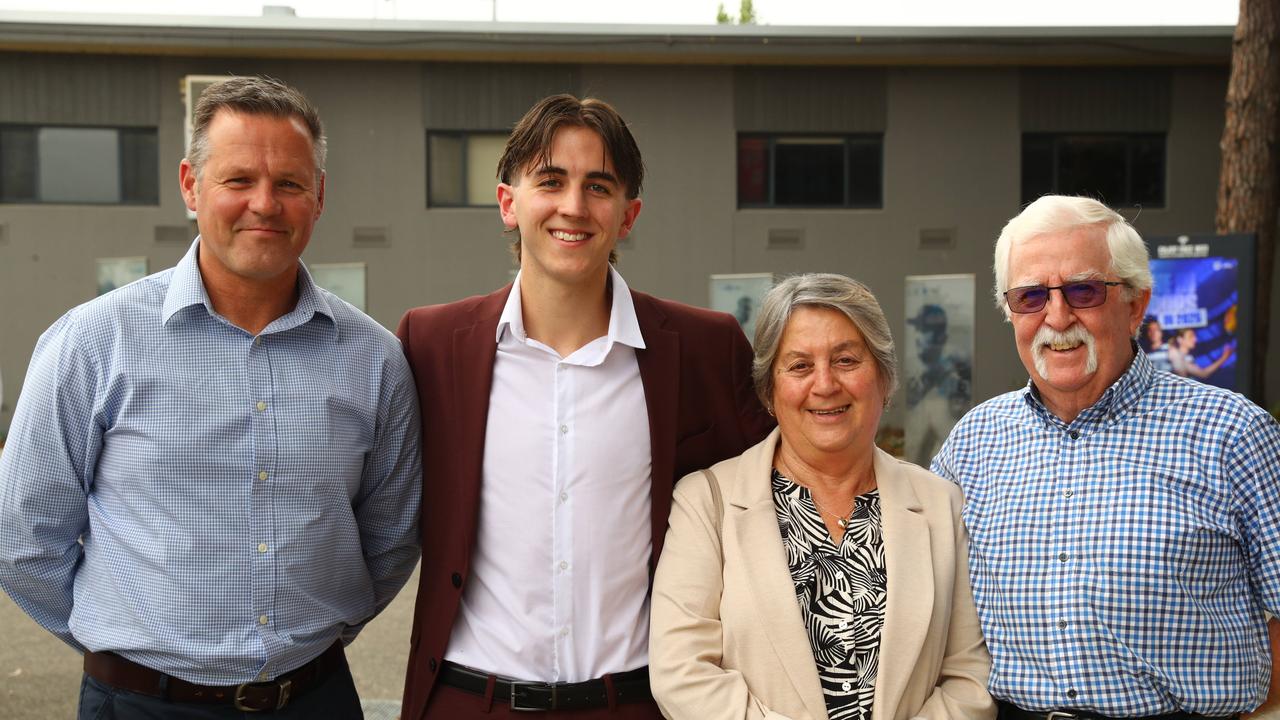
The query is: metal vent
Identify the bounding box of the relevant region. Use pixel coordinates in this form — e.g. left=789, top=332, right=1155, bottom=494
left=918, top=227, right=956, bottom=251
left=154, top=224, right=192, bottom=245
left=353, top=227, right=389, bottom=247
left=767, top=228, right=804, bottom=250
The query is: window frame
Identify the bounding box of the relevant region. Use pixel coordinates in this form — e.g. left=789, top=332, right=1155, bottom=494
left=1020, top=132, right=1167, bottom=209
left=425, top=129, right=510, bottom=209
left=0, top=122, right=160, bottom=206
left=736, top=132, right=884, bottom=210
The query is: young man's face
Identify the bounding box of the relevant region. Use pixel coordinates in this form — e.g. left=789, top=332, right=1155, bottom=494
left=497, top=125, right=641, bottom=291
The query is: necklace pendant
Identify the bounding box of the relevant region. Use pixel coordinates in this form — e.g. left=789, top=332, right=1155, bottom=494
left=837, top=518, right=849, bottom=529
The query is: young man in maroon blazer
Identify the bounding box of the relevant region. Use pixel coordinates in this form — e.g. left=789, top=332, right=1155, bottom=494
left=397, top=94, right=773, bottom=719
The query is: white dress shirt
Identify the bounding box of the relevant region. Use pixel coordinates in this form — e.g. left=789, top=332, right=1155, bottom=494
left=445, top=266, right=653, bottom=683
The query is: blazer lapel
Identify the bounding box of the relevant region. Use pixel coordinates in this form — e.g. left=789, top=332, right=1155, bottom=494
left=633, top=292, right=680, bottom=565
left=730, top=431, right=829, bottom=720
left=872, top=449, right=933, bottom=720
left=450, top=287, right=506, bottom=561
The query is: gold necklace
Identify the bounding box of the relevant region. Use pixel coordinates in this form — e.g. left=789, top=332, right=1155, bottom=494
left=777, top=459, right=858, bottom=529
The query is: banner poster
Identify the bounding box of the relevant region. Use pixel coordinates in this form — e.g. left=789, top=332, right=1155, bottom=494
left=96, top=257, right=148, bottom=296
left=1142, top=256, right=1239, bottom=391
left=710, top=273, right=775, bottom=346
left=903, top=274, right=974, bottom=467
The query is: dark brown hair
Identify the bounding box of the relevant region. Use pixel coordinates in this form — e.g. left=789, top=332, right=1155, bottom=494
left=497, top=94, right=645, bottom=263
left=188, top=76, right=325, bottom=180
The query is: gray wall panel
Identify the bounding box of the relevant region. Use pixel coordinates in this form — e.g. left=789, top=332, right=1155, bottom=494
left=1020, top=67, right=1172, bottom=133
left=734, top=67, right=887, bottom=133
left=422, top=63, right=580, bottom=130
left=0, top=53, right=160, bottom=126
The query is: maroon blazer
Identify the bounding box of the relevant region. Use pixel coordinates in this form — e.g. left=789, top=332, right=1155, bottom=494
left=395, top=284, right=774, bottom=720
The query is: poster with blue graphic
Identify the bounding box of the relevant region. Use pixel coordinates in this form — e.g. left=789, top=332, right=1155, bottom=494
left=903, top=274, right=974, bottom=467
left=1142, top=256, right=1239, bottom=391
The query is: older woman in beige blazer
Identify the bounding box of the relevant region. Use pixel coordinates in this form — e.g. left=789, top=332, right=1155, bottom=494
left=651, top=274, right=993, bottom=720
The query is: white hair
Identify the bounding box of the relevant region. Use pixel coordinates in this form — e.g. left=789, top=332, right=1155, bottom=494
left=992, top=195, right=1152, bottom=319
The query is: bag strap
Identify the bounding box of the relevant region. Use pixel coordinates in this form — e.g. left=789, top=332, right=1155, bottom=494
left=700, top=468, right=724, bottom=543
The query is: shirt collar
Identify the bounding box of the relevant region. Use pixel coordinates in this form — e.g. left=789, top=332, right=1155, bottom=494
left=1022, top=343, right=1153, bottom=428
left=496, top=265, right=647, bottom=351
left=161, top=237, right=336, bottom=336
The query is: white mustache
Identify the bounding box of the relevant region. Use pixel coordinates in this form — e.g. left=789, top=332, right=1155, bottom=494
left=1031, top=325, right=1098, bottom=379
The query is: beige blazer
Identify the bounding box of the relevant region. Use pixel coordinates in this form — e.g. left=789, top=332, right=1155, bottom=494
left=650, top=429, right=994, bottom=720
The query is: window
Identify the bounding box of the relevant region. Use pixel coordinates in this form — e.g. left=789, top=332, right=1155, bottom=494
left=737, top=134, right=882, bottom=209
left=0, top=125, right=158, bottom=205
left=427, top=131, right=508, bottom=207
left=1022, top=133, right=1165, bottom=208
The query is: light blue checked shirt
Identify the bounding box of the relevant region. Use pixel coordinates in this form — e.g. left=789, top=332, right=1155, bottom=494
left=0, top=239, right=422, bottom=685
left=933, top=349, right=1280, bottom=716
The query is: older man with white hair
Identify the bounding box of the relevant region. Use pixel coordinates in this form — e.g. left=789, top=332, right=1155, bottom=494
left=933, top=195, right=1280, bottom=720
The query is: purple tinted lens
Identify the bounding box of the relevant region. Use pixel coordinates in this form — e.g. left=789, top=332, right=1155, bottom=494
left=1009, top=286, right=1048, bottom=312
left=1062, top=281, right=1106, bottom=308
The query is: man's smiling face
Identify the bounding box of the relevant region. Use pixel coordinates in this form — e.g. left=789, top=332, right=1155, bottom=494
left=1007, top=225, right=1148, bottom=419
left=497, top=125, right=641, bottom=291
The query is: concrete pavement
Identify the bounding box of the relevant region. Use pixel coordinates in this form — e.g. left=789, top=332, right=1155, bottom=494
left=0, top=565, right=419, bottom=719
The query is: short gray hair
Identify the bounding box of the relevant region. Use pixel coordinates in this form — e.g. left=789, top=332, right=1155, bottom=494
left=187, top=76, right=326, bottom=181
left=752, top=273, right=898, bottom=411
left=993, top=195, right=1152, bottom=319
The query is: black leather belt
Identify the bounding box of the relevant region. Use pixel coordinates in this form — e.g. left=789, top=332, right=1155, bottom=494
left=438, top=661, right=652, bottom=711
left=998, top=700, right=1239, bottom=720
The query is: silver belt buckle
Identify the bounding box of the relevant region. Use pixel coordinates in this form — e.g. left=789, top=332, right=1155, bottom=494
left=233, top=679, right=292, bottom=712
left=510, top=681, right=556, bottom=711
left=1046, top=712, right=1079, bottom=720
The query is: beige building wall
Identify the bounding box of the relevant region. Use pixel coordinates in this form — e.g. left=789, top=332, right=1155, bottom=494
left=1, top=54, right=1259, bottom=437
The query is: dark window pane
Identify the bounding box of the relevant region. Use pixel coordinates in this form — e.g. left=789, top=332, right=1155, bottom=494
left=737, top=136, right=769, bottom=205
left=1130, top=135, right=1165, bottom=207
left=847, top=137, right=881, bottom=208
left=120, top=128, right=159, bottom=205
left=427, top=133, right=464, bottom=206
left=0, top=126, right=37, bottom=202
left=40, top=127, right=120, bottom=203
left=774, top=139, right=843, bottom=206
left=1021, top=135, right=1054, bottom=204
left=1057, top=135, right=1127, bottom=204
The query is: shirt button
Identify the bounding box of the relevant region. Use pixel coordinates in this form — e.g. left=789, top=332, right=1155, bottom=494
left=1067, top=690, right=1077, bottom=700
left=258, top=615, right=269, bottom=625
left=560, top=425, right=568, bottom=434
left=560, top=491, right=568, bottom=502
left=256, top=671, right=268, bottom=681
left=559, top=561, right=569, bottom=571
left=841, top=681, right=851, bottom=692
left=256, top=401, right=267, bottom=412
left=257, top=543, right=268, bottom=553
left=255, top=337, right=262, bottom=346
left=451, top=572, right=462, bottom=588
left=258, top=471, right=268, bottom=481
left=838, top=620, right=848, bottom=630
left=1059, top=552, right=1069, bottom=563
left=1069, top=430, right=1080, bottom=440
left=1058, top=619, right=1068, bottom=630
left=560, top=627, right=570, bottom=637
left=1063, top=489, right=1074, bottom=498
left=835, top=571, right=844, bottom=579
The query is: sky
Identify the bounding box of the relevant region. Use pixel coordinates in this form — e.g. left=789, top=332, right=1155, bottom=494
left=0, top=0, right=1240, bottom=26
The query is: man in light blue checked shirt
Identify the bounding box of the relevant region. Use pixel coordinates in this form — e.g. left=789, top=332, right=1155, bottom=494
left=933, top=195, right=1280, bottom=720
left=0, top=76, right=422, bottom=718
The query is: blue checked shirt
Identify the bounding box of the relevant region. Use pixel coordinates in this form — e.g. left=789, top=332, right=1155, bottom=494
left=932, top=349, right=1280, bottom=716
left=0, top=239, right=422, bottom=685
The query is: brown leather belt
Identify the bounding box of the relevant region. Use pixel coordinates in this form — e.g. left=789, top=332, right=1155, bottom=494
left=83, top=641, right=346, bottom=713
left=439, top=661, right=652, bottom=711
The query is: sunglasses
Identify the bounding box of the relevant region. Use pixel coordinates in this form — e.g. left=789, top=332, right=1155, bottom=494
left=1004, top=280, right=1126, bottom=314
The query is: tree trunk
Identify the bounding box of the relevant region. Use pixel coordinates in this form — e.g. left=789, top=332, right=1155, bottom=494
left=1216, top=0, right=1280, bottom=406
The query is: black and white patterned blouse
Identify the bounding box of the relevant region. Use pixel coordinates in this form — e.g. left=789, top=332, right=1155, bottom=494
left=771, top=468, right=887, bottom=720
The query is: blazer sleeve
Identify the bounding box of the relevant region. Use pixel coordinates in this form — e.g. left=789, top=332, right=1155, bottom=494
left=650, top=470, right=796, bottom=720
left=913, top=488, right=995, bottom=720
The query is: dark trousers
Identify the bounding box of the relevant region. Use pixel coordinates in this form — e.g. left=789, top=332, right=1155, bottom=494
left=422, top=680, right=665, bottom=720
left=77, top=663, right=364, bottom=720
